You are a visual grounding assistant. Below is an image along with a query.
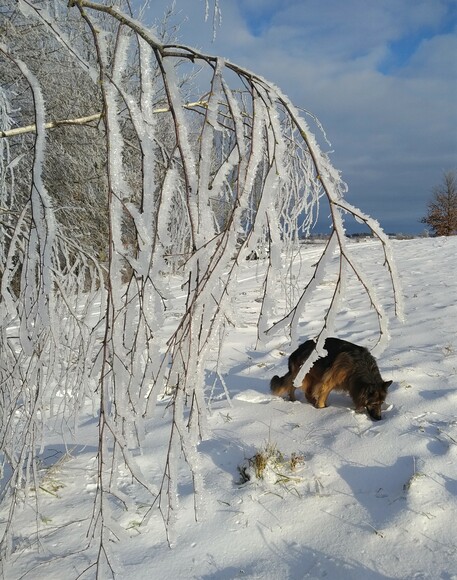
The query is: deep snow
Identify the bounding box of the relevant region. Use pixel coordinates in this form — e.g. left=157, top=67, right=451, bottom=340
left=3, top=236, right=457, bottom=579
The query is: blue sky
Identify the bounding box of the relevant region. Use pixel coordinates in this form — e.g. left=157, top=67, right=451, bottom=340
left=145, top=0, right=457, bottom=234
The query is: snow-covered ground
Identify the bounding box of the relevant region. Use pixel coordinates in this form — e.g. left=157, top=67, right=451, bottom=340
left=3, top=236, right=457, bottom=579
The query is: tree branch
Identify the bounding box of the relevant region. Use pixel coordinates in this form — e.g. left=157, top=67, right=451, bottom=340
left=0, top=113, right=103, bottom=138
left=0, top=101, right=209, bottom=139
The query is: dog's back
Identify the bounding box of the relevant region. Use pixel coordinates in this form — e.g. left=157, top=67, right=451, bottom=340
left=323, top=337, right=366, bottom=361
left=324, top=337, right=384, bottom=382
left=288, top=339, right=317, bottom=374
left=305, top=338, right=391, bottom=419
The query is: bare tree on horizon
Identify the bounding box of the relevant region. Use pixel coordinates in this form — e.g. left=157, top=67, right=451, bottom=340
left=421, top=171, right=457, bottom=236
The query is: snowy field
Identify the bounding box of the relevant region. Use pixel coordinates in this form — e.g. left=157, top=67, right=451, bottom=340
left=3, top=236, right=457, bottom=579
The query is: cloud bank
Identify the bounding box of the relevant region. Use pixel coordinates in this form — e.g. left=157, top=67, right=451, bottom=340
left=146, top=0, right=457, bottom=233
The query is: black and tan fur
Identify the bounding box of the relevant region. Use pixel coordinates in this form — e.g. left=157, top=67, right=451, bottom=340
left=270, top=337, right=392, bottom=420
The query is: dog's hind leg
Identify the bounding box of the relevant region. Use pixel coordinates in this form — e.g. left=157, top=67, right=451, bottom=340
left=314, top=378, right=334, bottom=408
left=300, top=369, right=320, bottom=406
left=313, top=363, right=341, bottom=408
left=314, top=353, right=351, bottom=408
left=300, top=363, right=326, bottom=407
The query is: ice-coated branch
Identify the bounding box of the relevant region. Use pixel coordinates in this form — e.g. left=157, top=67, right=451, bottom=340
left=0, top=44, right=104, bottom=566
left=0, top=112, right=103, bottom=138
left=71, top=0, right=403, bottom=539
left=0, top=1, right=404, bottom=575
left=0, top=101, right=211, bottom=139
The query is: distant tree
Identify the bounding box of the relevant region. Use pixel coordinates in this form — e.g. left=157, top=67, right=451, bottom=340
left=421, top=171, right=457, bottom=236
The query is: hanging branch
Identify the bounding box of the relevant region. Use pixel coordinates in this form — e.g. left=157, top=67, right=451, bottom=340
left=69, top=0, right=404, bottom=530
left=0, top=113, right=103, bottom=138
left=0, top=1, right=404, bottom=576
left=0, top=43, right=105, bottom=567
left=0, top=101, right=211, bottom=139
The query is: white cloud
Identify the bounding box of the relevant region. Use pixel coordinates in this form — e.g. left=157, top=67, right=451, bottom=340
left=402, top=32, right=457, bottom=78
left=145, top=0, right=457, bottom=233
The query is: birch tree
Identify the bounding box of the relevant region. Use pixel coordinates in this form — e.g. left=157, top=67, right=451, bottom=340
left=0, top=0, right=403, bottom=576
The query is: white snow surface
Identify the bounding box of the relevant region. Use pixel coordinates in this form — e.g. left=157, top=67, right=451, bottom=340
left=3, top=236, right=457, bottom=579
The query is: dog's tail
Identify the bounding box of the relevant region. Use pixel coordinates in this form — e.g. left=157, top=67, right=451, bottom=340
left=270, top=372, right=294, bottom=397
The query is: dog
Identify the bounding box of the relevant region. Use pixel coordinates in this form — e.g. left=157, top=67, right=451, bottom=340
left=270, top=337, right=392, bottom=420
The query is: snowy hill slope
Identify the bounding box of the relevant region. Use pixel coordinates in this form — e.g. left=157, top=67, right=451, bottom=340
left=4, top=237, right=457, bottom=579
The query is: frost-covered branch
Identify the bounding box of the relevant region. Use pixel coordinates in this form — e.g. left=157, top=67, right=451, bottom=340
left=0, top=1, right=404, bottom=575
left=0, top=113, right=103, bottom=138
left=0, top=101, right=211, bottom=139
left=0, top=45, right=105, bottom=566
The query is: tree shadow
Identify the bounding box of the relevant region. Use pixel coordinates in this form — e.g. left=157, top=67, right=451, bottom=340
left=199, top=540, right=398, bottom=580
left=440, top=473, right=457, bottom=495
left=205, top=369, right=269, bottom=403
left=0, top=443, right=98, bottom=494
left=338, top=456, right=414, bottom=527
left=418, top=388, right=456, bottom=401
left=198, top=433, right=253, bottom=485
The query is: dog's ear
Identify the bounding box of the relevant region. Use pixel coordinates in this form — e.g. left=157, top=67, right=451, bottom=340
left=384, top=380, right=393, bottom=389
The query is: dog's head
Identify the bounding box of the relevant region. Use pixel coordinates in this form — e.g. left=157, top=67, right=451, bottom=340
left=365, top=380, right=392, bottom=420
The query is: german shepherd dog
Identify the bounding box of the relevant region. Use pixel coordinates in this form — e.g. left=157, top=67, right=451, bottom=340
left=270, top=338, right=392, bottom=420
